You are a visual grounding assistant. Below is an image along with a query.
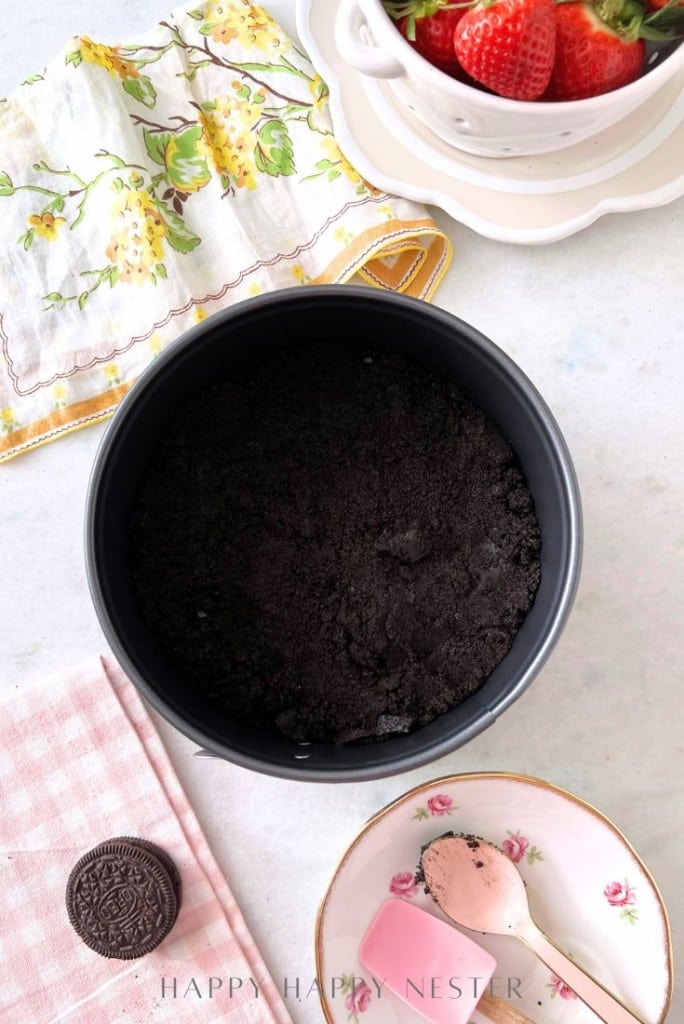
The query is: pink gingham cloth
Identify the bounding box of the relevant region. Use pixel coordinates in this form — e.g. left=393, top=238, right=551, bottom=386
left=0, top=656, right=293, bottom=1024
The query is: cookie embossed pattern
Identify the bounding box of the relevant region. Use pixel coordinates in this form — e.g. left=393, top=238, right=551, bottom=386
left=65, top=838, right=182, bottom=960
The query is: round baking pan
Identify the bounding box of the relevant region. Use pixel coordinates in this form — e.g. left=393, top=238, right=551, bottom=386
left=85, top=286, right=582, bottom=781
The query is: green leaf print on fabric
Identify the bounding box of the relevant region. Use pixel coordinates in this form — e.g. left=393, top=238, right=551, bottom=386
left=254, top=120, right=295, bottom=177
left=122, top=75, right=157, bottom=108
left=165, top=127, right=212, bottom=192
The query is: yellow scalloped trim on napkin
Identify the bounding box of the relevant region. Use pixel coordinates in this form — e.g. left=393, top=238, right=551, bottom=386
left=0, top=2, right=452, bottom=463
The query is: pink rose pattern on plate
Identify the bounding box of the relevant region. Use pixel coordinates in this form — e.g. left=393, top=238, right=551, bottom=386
left=412, top=793, right=455, bottom=820
left=548, top=973, right=578, bottom=1000
left=502, top=830, right=543, bottom=865
left=341, top=976, right=372, bottom=1020
left=604, top=879, right=638, bottom=924
left=389, top=870, right=419, bottom=898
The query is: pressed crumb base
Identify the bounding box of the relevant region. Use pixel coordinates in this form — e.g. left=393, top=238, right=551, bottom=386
left=129, top=342, right=541, bottom=744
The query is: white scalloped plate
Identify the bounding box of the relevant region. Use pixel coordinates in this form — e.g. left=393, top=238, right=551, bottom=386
left=296, top=0, right=684, bottom=244
left=315, top=773, right=672, bottom=1024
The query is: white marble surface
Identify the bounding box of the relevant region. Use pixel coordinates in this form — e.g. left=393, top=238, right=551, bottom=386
left=1, top=4, right=683, bottom=1022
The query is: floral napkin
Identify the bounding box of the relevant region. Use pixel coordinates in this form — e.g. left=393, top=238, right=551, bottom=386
left=0, top=655, right=294, bottom=1024
left=0, top=0, right=452, bottom=463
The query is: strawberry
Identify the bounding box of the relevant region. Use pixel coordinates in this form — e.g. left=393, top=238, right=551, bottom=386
left=383, top=1, right=467, bottom=73
left=545, top=0, right=684, bottom=100
left=545, top=4, right=642, bottom=99
left=453, top=0, right=557, bottom=100
left=645, top=0, right=683, bottom=12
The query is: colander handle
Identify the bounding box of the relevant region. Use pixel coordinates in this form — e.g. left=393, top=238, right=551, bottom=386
left=335, top=0, right=404, bottom=80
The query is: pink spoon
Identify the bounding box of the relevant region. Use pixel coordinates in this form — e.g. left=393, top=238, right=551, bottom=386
left=420, top=833, right=646, bottom=1024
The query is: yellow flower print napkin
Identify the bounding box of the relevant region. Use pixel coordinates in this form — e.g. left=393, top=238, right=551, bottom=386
left=0, top=1, right=452, bottom=463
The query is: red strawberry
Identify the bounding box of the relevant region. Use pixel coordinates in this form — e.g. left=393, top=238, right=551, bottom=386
left=645, top=0, right=683, bottom=12
left=384, top=1, right=467, bottom=73
left=545, top=2, right=644, bottom=99
left=544, top=0, right=684, bottom=100
left=453, top=0, right=557, bottom=100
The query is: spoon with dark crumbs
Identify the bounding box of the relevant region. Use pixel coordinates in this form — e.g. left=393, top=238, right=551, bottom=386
left=419, top=833, right=646, bottom=1024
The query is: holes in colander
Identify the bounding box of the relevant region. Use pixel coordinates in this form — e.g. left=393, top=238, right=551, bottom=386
left=452, top=117, right=474, bottom=133
left=559, top=131, right=573, bottom=137
left=644, top=39, right=681, bottom=71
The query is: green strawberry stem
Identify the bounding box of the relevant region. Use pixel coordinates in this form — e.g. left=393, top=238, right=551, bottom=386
left=594, top=0, right=649, bottom=36
left=643, top=0, right=684, bottom=30
left=382, top=0, right=471, bottom=40
left=553, top=0, right=684, bottom=39
left=383, top=0, right=465, bottom=15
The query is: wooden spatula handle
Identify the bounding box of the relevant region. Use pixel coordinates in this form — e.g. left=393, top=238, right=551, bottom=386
left=478, top=992, right=538, bottom=1024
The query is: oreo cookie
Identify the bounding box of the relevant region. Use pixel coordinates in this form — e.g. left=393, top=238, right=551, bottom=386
left=66, top=837, right=181, bottom=959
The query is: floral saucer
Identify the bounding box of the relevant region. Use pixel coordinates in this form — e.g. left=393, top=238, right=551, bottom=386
left=315, top=773, right=672, bottom=1024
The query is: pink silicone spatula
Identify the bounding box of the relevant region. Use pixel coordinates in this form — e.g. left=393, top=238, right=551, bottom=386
left=421, top=834, right=647, bottom=1024
left=359, top=898, right=536, bottom=1024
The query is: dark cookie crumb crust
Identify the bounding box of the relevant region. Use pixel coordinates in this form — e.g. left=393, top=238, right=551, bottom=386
left=129, top=342, right=541, bottom=745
